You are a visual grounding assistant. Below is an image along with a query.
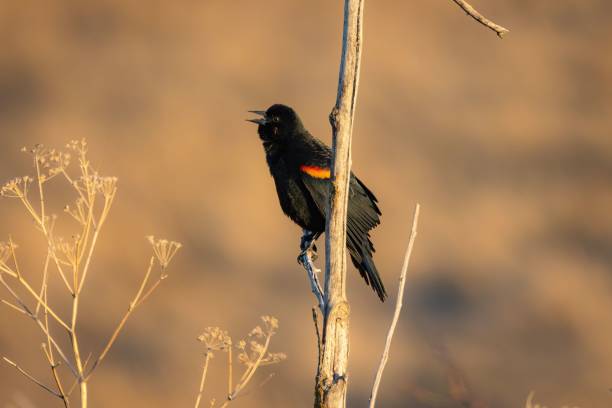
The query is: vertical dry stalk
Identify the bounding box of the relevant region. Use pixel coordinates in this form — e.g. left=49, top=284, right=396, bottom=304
left=0, top=141, right=180, bottom=408
left=314, top=0, right=364, bottom=407
left=194, top=352, right=213, bottom=408
left=368, top=204, right=420, bottom=407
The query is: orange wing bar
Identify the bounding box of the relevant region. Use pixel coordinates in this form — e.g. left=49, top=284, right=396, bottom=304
left=300, top=165, right=331, bottom=179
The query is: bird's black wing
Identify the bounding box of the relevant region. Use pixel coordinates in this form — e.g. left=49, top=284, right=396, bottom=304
left=298, top=158, right=386, bottom=301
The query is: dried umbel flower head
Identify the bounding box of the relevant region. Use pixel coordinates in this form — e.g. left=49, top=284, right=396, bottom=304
left=0, top=241, right=18, bottom=275
left=237, top=315, right=286, bottom=368
left=260, top=351, right=287, bottom=367
left=22, top=144, right=72, bottom=182
left=65, top=139, right=88, bottom=154
left=197, top=327, right=231, bottom=354
left=248, top=316, right=279, bottom=339
left=147, top=236, right=182, bottom=269
left=1, top=176, right=33, bottom=198
left=53, top=236, right=79, bottom=268
left=261, top=315, right=279, bottom=335
left=97, top=177, right=118, bottom=199
left=0, top=241, right=12, bottom=265
left=64, top=198, right=88, bottom=226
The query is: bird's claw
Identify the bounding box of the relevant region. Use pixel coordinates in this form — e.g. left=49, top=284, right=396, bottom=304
left=297, top=248, right=318, bottom=265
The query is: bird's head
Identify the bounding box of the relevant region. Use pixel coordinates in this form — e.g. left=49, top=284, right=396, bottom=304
left=247, top=104, right=304, bottom=142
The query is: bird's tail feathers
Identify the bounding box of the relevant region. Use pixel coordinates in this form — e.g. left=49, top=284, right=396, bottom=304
left=349, top=239, right=387, bottom=302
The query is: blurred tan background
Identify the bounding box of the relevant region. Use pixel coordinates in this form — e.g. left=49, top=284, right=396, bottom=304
left=1, top=1, right=611, bottom=407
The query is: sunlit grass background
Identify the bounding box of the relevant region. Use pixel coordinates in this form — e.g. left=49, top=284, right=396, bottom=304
left=1, top=1, right=611, bottom=407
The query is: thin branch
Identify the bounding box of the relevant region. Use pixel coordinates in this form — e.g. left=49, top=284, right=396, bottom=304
left=227, top=340, right=233, bottom=398
left=43, top=345, right=71, bottom=408
left=229, top=333, right=272, bottom=401
left=42, top=284, right=71, bottom=408
left=450, top=0, right=509, bottom=38
left=2, top=299, right=28, bottom=315
left=194, top=352, right=212, bottom=408
left=86, top=257, right=160, bottom=378
left=4, top=240, right=72, bottom=332
left=312, top=308, right=321, bottom=355
left=368, top=204, right=420, bottom=408
left=35, top=249, right=52, bottom=316
left=0, top=274, right=78, bottom=378
left=298, top=248, right=325, bottom=312
left=3, top=356, right=63, bottom=398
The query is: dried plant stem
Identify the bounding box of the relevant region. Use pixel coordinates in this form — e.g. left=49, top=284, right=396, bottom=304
left=7, top=237, right=71, bottom=331
left=42, top=285, right=71, bottom=408
left=3, top=357, right=63, bottom=398
left=229, top=334, right=272, bottom=401
left=0, top=273, right=78, bottom=377
left=227, top=341, right=233, bottom=397
left=87, top=257, right=160, bottom=378
left=1, top=141, right=179, bottom=408
left=34, top=250, right=52, bottom=316
left=43, top=341, right=70, bottom=408
left=313, top=0, right=365, bottom=406
left=368, top=204, right=420, bottom=408
left=194, top=353, right=213, bottom=408
left=450, top=0, right=509, bottom=38
left=2, top=299, right=27, bottom=315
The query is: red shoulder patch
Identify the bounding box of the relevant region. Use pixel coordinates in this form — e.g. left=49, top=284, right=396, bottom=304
left=300, top=165, right=331, bottom=179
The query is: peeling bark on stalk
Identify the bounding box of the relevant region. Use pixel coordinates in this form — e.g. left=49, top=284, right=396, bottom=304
left=315, top=1, right=364, bottom=407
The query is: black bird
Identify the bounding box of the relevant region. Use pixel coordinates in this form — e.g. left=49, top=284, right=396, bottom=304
left=248, top=104, right=386, bottom=301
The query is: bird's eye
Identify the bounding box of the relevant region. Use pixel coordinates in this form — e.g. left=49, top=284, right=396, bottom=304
left=273, top=116, right=280, bottom=123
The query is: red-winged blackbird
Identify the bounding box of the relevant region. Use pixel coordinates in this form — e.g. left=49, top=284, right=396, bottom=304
left=248, top=104, right=387, bottom=301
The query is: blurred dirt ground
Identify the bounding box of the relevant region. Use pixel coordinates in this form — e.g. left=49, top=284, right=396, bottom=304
left=1, top=1, right=611, bottom=407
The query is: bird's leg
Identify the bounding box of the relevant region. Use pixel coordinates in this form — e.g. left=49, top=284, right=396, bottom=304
left=299, top=229, right=319, bottom=261
left=298, top=229, right=325, bottom=312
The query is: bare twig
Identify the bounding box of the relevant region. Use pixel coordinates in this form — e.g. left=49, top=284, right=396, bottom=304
left=6, top=237, right=72, bottom=332
left=312, top=308, right=322, bottom=355
left=3, top=357, right=63, bottom=398
left=2, top=299, right=28, bottom=315
left=229, top=334, right=272, bottom=401
left=298, top=233, right=325, bottom=312
left=43, top=344, right=71, bottom=408
left=0, top=274, right=79, bottom=377
left=42, top=283, right=71, bottom=408
left=450, top=0, right=509, bottom=38
left=86, top=257, right=161, bottom=378
left=194, top=352, right=213, bottom=408
left=227, top=339, right=233, bottom=398
left=368, top=204, right=420, bottom=408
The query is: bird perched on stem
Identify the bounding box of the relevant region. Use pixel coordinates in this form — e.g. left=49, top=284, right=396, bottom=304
left=248, top=104, right=386, bottom=301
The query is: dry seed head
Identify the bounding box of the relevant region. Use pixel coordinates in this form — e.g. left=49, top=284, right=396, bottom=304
left=66, top=139, right=87, bottom=154
left=250, top=341, right=264, bottom=354
left=260, top=352, right=287, bottom=366
left=22, top=144, right=72, bottom=182
left=64, top=198, right=88, bottom=225
left=261, top=315, right=279, bottom=334
left=197, top=327, right=231, bottom=353
left=0, top=241, right=12, bottom=264
left=54, top=237, right=79, bottom=267
left=1, top=176, right=32, bottom=198
left=98, top=177, right=118, bottom=198
left=0, top=241, right=18, bottom=272
left=147, top=236, right=182, bottom=269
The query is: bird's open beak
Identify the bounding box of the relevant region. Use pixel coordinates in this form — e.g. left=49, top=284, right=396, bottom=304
left=246, top=110, right=267, bottom=125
